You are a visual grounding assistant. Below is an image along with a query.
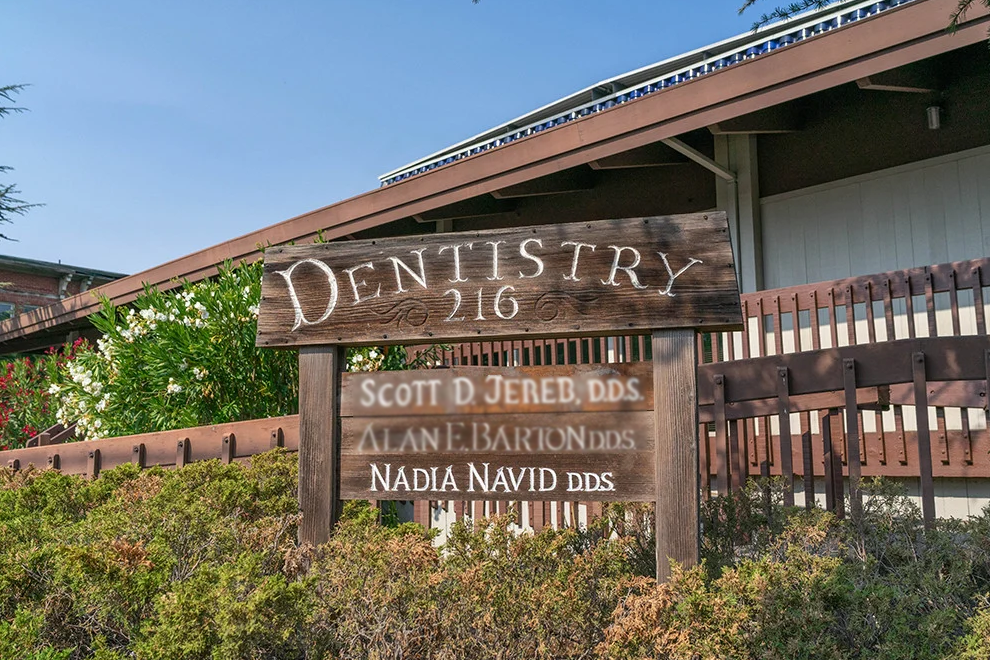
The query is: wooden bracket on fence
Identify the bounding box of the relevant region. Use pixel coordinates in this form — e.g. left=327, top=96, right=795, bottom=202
left=132, top=443, right=146, bottom=469
left=843, top=358, right=863, bottom=521
left=6, top=458, right=19, bottom=470
left=47, top=453, right=60, bottom=471
left=221, top=434, right=235, bottom=464
left=87, top=449, right=100, bottom=479
left=176, top=438, right=189, bottom=468
left=270, top=428, right=284, bottom=449
left=912, top=351, right=936, bottom=529
left=37, top=432, right=51, bottom=447
left=776, top=366, right=794, bottom=507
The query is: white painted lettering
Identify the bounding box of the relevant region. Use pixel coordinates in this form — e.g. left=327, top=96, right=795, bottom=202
left=518, top=238, right=544, bottom=279
left=343, top=262, right=381, bottom=305
left=561, top=241, right=596, bottom=282
left=275, top=258, right=339, bottom=331
left=438, top=242, right=473, bottom=283
left=601, top=246, right=648, bottom=289
left=657, top=252, right=703, bottom=297
left=389, top=248, right=429, bottom=293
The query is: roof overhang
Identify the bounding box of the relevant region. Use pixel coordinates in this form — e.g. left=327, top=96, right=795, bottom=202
left=1, top=0, right=987, bottom=352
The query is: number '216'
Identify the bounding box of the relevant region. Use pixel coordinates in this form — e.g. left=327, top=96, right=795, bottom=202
left=443, top=286, right=518, bottom=322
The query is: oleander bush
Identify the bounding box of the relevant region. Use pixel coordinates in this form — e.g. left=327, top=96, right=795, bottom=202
left=7, top=258, right=444, bottom=443
left=0, top=341, right=86, bottom=450
left=47, top=260, right=299, bottom=440
left=1, top=453, right=988, bottom=660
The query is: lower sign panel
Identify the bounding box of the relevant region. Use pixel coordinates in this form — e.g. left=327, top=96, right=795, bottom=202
left=339, top=410, right=655, bottom=501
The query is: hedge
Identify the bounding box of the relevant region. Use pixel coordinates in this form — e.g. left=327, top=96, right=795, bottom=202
left=1, top=452, right=988, bottom=659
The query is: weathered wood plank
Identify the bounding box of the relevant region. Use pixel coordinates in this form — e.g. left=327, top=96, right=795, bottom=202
left=340, top=362, right=653, bottom=417
left=298, top=346, right=345, bottom=546
left=257, top=213, right=741, bottom=347
left=653, top=328, right=699, bottom=582
left=339, top=410, right=655, bottom=501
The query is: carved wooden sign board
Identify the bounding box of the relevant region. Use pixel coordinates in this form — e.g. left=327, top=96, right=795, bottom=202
left=339, top=362, right=655, bottom=501
left=256, top=212, right=741, bottom=582
left=256, top=213, right=740, bottom=347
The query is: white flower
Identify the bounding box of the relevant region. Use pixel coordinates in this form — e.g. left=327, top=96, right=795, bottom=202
left=93, top=419, right=102, bottom=429
left=192, top=366, right=207, bottom=381
left=248, top=304, right=260, bottom=317
left=368, top=350, right=378, bottom=359
left=166, top=378, right=183, bottom=394
left=48, top=383, right=61, bottom=395
left=353, top=354, right=364, bottom=363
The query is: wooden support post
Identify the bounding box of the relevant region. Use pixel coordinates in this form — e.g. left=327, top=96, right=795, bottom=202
left=298, top=345, right=345, bottom=546
left=653, top=329, right=699, bottom=582
left=912, top=352, right=936, bottom=529
left=843, top=359, right=862, bottom=521
left=776, top=366, right=794, bottom=507
left=270, top=428, right=284, bottom=449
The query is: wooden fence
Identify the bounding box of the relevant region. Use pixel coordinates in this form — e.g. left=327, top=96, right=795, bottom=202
left=2, top=256, right=988, bottom=527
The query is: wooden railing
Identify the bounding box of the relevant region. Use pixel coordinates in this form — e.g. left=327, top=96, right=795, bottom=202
left=1, top=257, right=987, bottom=526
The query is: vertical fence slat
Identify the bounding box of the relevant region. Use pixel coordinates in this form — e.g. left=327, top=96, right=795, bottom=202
left=777, top=367, right=794, bottom=507
left=973, top=267, right=986, bottom=335
left=801, top=412, right=814, bottom=510
left=713, top=374, right=728, bottom=496
left=912, top=352, right=936, bottom=528
left=843, top=359, right=862, bottom=520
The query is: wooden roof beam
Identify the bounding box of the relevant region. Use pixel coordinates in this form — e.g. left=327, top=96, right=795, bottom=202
left=589, top=142, right=689, bottom=170
left=412, top=196, right=517, bottom=223
left=856, top=59, right=938, bottom=93
left=491, top=167, right=595, bottom=199
left=709, top=103, right=803, bottom=135
left=661, top=138, right=735, bottom=182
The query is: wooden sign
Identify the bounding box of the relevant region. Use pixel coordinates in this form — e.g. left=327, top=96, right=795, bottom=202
left=338, top=363, right=654, bottom=501
left=257, top=212, right=742, bottom=583
left=257, top=213, right=739, bottom=348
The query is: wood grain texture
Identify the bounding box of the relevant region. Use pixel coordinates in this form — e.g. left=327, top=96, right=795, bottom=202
left=653, top=329, right=700, bottom=582
left=339, top=409, right=655, bottom=501
left=341, top=362, right=652, bottom=417
left=298, top=346, right=344, bottom=546
left=340, top=450, right=655, bottom=502
left=257, top=213, right=740, bottom=348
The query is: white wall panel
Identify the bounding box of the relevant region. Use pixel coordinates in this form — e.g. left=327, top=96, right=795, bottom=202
left=762, top=146, right=990, bottom=289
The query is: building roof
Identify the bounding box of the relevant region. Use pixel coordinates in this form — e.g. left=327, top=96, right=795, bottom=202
left=378, top=0, right=916, bottom=186
left=0, top=254, right=126, bottom=281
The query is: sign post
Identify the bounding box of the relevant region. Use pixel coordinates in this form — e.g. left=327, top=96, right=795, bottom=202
left=257, top=212, right=741, bottom=578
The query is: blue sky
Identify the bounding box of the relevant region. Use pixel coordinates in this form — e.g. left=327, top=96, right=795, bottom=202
left=4, top=1, right=756, bottom=275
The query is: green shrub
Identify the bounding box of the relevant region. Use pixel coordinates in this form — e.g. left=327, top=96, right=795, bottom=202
left=1, top=458, right=988, bottom=660
left=0, top=342, right=86, bottom=449
left=49, top=260, right=299, bottom=439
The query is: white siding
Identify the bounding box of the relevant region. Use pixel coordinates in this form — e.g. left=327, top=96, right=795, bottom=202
left=761, top=145, right=990, bottom=289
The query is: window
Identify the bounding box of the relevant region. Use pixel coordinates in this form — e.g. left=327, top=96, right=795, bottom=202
left=20, top=305, right=39, bottom=313
left=0, top=303, right=12, bottom=321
